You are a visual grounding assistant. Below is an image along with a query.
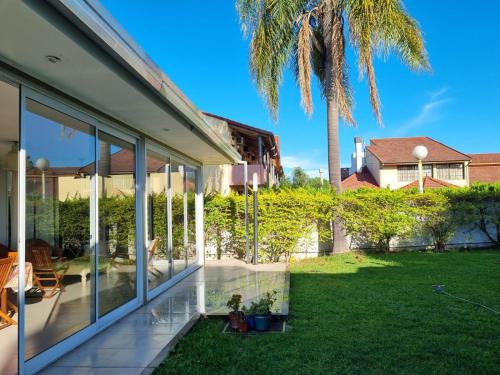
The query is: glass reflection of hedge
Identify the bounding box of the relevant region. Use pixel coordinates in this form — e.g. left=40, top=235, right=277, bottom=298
left=28, top=192, right=196, bottom=261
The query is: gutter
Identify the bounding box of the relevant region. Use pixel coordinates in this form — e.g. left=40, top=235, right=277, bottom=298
left=47, top=0, right=242, bottom=164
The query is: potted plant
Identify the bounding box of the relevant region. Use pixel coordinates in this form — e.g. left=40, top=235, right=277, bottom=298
left=226, top=294, right=243, bottom=330
left=253, top=290, right=277, bottom=332
left=242, top=303, right=257, bottom=330
left=238, top=315, right=249, bottom=333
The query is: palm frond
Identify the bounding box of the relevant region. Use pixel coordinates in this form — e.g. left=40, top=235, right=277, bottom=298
left=319, top=0, right=355, bottom=125
left=346, top=0, right=430, bottom=125
left=297, top=12, right=314, bottom=116
left=237, top=0, right=307, bottom=120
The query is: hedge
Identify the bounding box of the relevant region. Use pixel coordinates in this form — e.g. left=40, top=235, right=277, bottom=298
left=25, top=183, right=500, bottom=262
left=205, top=184, right=500, bottom=259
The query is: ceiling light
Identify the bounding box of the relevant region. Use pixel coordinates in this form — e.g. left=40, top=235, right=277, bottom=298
left=46, top=55, right=61, bottom=63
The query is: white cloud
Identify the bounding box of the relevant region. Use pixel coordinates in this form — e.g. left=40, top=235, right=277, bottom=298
left=393, top=87, right=451, bottom=136
left=281, top=151, right=328, bottom=177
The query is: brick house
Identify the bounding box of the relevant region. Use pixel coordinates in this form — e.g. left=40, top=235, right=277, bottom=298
left=342, top=136, right=500, bottom=190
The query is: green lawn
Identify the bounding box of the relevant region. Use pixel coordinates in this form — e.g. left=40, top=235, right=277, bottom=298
left=155, top=251, right=500, bottom=374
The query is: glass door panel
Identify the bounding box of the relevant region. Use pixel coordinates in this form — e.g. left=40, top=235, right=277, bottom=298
left=24, top=98, right=96, bottom=359
left=171, top=161, right=185, bottom=275
left=146, top=149, right=170, bottom=290
left=98, top=131, right=137, bottom=317
left=185, top=166, right=197, bottom=267
left=0, top=79, right=19, bottom=375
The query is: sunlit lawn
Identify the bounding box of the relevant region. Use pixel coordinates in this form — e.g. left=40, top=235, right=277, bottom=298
left=155, top=250, right=500, bottom=374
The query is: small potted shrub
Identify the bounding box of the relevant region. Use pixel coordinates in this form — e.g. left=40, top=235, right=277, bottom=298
left=226, top=294, right=243, bottom=330
left=253, top=290, right=277, bottom=332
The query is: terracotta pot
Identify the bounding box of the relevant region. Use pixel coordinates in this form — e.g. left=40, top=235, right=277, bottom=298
left=228, top=311, right=241, bottom=329
left=239, top=320, right=249, bottom=333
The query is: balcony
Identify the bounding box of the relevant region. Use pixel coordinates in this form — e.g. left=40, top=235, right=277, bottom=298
left=230, top=164, right=267, bottom=187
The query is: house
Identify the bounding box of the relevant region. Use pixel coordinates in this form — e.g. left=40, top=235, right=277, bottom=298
left=202, top=113, right=283, bottom=195
left=343, top=136, right=500, bottom=190
left=468, top=153, right=500, bottom=184
left=0, top=1, right=242, bottom=374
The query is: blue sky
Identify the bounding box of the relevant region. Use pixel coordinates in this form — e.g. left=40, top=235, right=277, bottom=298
left=101, top=0, right=500, bottom=176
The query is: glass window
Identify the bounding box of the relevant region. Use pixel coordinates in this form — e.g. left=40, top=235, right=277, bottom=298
left=0, top=79, right=19, bottom=375
left=146, top=150, right=170, bottom=290
left=171, top=161, right=185, bottom=275
left=397, top=164, right=432, bottom=182
left=185, top=166, right=197, bottom=267
left=436, top=163, right=464, bottom=180
left=98, top=131, right=136, bottom=317
left=24, top=99, right=96, bottom=359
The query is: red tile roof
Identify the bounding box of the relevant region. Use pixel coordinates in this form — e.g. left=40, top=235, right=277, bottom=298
left=342, top=167, right=379, bottom=190
left=399, top=176, right=458, bottom=190
left=469, top=153, right=500, bottom=164
left=366, top=137, right=471, bottom=165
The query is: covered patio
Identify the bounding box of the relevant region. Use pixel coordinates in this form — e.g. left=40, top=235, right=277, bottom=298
left=40, top=259, right=289, bottom=374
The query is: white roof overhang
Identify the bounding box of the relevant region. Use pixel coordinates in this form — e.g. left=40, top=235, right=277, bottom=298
left=0, top=0, right=241, bottom=165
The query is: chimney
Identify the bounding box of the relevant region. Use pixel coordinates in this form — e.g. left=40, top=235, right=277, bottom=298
left=350, top=136, right=364, bottom=174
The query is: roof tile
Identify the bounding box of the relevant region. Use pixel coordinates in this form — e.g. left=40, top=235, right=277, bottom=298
left=367, top=137, right=470, bottom=164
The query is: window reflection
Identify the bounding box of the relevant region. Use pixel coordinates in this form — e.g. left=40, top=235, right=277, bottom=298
left=98, top=131, right=137, bottom=317
left=0, top=80, right=18, bottom=375
left=185, top=166, right=197, bottom=267
left=24, top=99, right=95, bottom=359
left=171, top=161, right=185, bottom=275
left=146, top=150, right=170, bottom=290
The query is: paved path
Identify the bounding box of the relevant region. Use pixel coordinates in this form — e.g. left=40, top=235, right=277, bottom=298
left=41, top=260, right=288, bottom=374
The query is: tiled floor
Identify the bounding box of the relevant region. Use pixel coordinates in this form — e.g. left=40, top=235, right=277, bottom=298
left=40, top=260, right=288, bottom=374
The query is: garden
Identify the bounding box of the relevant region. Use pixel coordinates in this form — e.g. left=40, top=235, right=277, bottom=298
left=155, top=250, right=500, bottom=374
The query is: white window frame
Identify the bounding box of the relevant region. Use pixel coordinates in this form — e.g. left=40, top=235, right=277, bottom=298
left=20, top=86, right=144, bottom=374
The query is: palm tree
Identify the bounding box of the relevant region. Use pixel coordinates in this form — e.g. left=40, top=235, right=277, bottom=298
left=237, top=0, right=430, bottom=252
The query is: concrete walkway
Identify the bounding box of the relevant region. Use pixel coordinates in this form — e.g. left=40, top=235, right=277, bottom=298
left=40, top=260, right=288, bottom=374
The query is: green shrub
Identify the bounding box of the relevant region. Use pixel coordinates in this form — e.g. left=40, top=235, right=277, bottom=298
left=335, top=189, right=415, bottom=252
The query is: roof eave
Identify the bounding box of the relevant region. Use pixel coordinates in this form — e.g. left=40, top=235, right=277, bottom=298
left=48, top=0, right=241, bottom=164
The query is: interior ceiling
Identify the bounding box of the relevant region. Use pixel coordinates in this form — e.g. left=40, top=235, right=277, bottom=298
left=0, top=80, right=19, bottom=160
left=0, top=1, right=232, bottom=165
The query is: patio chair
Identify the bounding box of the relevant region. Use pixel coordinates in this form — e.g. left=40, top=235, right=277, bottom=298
left=28, top=247, right=64, bottom=298
left=0, top=243, right=11, bottom=259
left=26, top=238, right=65, bottom=261
left=0, top=257, right=16, bottom=329
left=147, top=238, right=164, bottom=279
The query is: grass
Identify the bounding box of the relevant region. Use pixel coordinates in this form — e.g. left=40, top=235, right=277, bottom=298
left=155, top=250, right=500, bottom=374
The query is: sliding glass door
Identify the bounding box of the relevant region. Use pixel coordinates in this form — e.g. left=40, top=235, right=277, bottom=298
left=97, top=131, right=137, bottom=317
left=146, top=148, right=170, bottom=290
left=24, top=98, right=96, bottom=359
left=21, top=89, right=141, bottom=369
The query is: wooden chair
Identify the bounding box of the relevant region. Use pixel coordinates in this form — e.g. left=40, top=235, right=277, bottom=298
left=0, top=243, right=10, bottom=259
left=147, top=238, right=164, bottom=279
left=28, top=247, right=64, bottom=298
left=0, top=257, right=16, bottom=329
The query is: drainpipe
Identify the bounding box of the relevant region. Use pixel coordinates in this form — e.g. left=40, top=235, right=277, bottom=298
left=257, top=136, right=263, bottom=165
left=237, top=160, right=250, bottom=263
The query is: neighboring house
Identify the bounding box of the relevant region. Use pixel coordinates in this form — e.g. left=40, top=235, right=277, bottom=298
left=343, top=136, right=500, bottom=190
left=468, top=153, right=500, bottom=183
left=203, top=113, right=284, bottom=195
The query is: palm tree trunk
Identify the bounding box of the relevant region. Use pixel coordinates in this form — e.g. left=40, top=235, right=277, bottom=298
left=326, top=96, right=349, bottom=253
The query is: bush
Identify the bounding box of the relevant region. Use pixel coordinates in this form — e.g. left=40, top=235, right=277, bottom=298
left=33, top=183, right=500, bottom=262
left=335, top=189, right=416, bottom=252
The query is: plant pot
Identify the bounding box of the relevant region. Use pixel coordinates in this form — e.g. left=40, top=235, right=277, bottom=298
left=239, top=320, right=249, bottom=333
left=228, top=311, right=241, bottom=330
left=254, top=314, right=271, bottom=332
left=246, top=315, right=256, bottom=331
